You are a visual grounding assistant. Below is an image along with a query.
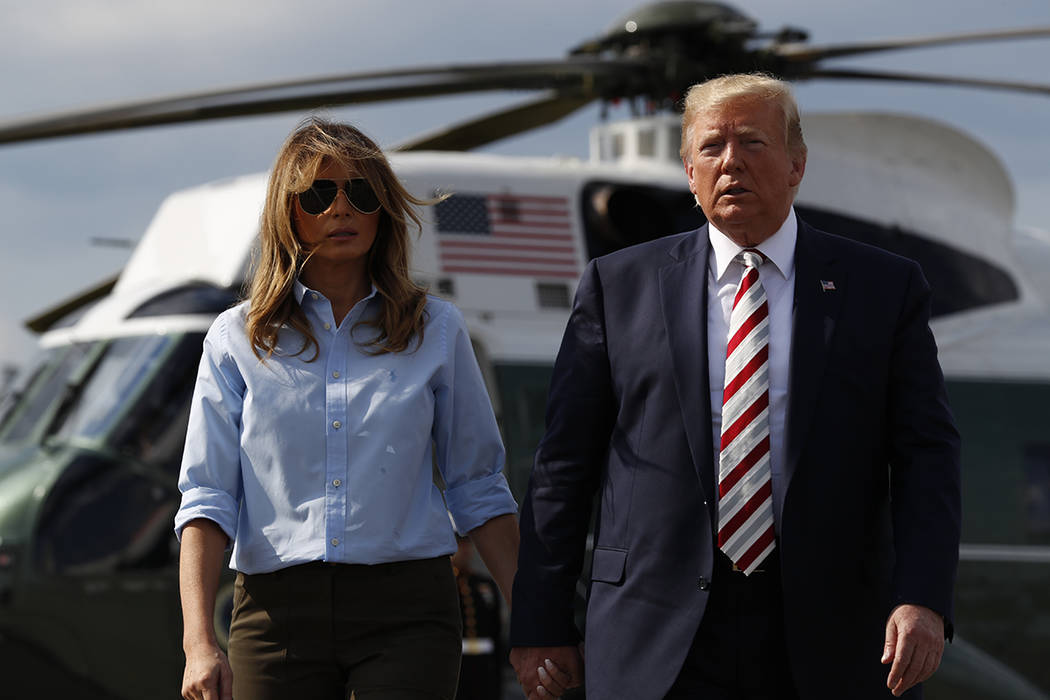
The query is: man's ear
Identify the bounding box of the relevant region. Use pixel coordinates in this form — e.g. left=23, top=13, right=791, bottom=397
left=684, top=158, right=697, bottom=195
left=789, top=153, right=806, bottom=188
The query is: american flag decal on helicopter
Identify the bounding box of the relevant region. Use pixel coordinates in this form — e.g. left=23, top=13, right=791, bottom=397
left=434, top=192, right=579, bottom=278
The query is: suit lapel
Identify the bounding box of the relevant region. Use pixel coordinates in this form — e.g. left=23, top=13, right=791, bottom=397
left=659, top=227, right=716, bottom=504
left=785, top=220, right=844, bottom=491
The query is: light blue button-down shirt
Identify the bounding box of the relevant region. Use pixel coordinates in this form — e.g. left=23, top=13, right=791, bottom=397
left=175, top=281, right=517, bottom=574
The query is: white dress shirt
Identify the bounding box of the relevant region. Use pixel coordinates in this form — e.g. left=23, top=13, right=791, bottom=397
left=707, top=208, right=797, bottom=535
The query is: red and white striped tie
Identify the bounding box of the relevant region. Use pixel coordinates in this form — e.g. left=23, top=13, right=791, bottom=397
left=717, top=248, right=775, bottom=575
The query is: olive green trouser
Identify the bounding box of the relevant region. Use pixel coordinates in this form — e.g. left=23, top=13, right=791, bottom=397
left=229, top=557, right=462, bottom=700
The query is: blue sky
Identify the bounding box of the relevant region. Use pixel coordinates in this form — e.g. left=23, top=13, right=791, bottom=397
left=1, top=0, right=1049, bottom=369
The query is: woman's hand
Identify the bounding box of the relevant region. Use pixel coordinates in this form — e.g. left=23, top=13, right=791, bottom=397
left=179, top=520, right=232, bottom=700
left=182, top=642, right=233, bottom=700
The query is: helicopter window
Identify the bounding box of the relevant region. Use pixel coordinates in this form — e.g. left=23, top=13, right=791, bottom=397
left=0, top=356, right=48, bottom=435
left=669, top=125, right=683, bottom=160
left=536, top=282, right=572, bottom=309
left=0, top=343, right=97, bottom=444
left=946, top=380, right=1050, bottom=545
left=436, top=278, right=455, bottom=297
left=51, top=335, right=173, bottom=443
left=34, top=454, right=179, bottom=575
left=128, top=283, right=239, bottom=318
left=1024, top=444, right=1050, bottom=541
left=795, top=206, right=1018, bottom=317
left=108, top=333, right=206, bottom=473
left=638, top=128, right=656, bottom=157
left=580, top=181, right=704, bottom=260
left=491, top=362, right=554, bottom=501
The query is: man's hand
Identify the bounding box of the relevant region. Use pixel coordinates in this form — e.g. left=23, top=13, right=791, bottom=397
left=510, top=645, right=583, bottom=699
left=882, top=604, right=945, bottom=697
left=181, top=643, right=233, bottom=700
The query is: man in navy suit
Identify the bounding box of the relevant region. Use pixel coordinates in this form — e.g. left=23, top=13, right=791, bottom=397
left=509, top=74, right=961, bottom=699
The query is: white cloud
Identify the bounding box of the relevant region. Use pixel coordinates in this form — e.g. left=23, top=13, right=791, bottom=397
left=8, top=0, right=305, bottom=52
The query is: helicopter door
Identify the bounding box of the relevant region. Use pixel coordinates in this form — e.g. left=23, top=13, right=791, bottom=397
left=580, top=181, right=704, bottom=260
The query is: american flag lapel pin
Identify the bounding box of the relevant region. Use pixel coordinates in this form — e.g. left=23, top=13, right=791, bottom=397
left=820, top=279, right=836, bottom=292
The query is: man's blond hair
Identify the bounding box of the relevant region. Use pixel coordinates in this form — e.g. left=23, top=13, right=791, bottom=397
left=679, top=73, right=806, bottom=161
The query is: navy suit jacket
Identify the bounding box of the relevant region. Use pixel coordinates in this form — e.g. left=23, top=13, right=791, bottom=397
left=511, top=219, right=962, bottom=700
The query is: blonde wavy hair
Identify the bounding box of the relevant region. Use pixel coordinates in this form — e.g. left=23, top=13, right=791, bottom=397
left=246, top=117, right=431, bottom=360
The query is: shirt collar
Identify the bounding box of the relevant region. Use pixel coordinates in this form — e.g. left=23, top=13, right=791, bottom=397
left=293, top=277, right=379, bottom=307
left=293, top=278, right=309, bottom=304
left=708, top=207, right=797, bottom=283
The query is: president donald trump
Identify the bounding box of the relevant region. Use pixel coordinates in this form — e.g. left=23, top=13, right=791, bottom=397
left=509, top=73, right=961, bottom=699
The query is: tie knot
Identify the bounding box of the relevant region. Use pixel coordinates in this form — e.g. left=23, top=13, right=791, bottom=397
left=738, top=248, right=766, bottom=269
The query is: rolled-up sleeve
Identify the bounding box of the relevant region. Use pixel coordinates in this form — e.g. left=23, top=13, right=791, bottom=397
left=174, top=313, right=246, bottom=543
left=433, top=305, right=517, bottom=534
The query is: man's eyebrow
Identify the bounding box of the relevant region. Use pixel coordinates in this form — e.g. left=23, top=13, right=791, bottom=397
left=696, top=129, right=723, bottom=144
left=734, top=125, right=766, bottom=138
left=696, top=125, right=768, bottom=142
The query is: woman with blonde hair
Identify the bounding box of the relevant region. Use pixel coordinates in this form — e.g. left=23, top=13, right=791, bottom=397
left=175, top=118, right=519, bottom=700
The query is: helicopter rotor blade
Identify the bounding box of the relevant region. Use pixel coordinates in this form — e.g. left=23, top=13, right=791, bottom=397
left=776, top=26, right=1050, bottom=63
left=24, top=275, right=119, bottom=334
left=806, top=68, right=1050, bottom=96
left=393, top=92, right=595, bottom=152
left=0, top=59, right=646, bottom=146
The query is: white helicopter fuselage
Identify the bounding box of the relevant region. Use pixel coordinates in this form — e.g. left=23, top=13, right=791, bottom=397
left=44, top=112, right=1050, bottom=376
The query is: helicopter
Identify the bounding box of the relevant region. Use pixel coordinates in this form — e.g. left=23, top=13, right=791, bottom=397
left=1, top=1, right=1050, bottom=698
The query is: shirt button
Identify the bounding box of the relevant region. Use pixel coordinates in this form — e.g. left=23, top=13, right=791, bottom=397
left=698, top=576, right=710, bottom=591
left=332, top=479, right=341, bottom=487
left=332, top=420, right=342, bottom=429
left=323, top=322, right=331, bottom=330
left=331, top=538, right=340, bottom=546
left=332, top=371, right=340, bottom=378
left=311, top=293, right=319, bottom=300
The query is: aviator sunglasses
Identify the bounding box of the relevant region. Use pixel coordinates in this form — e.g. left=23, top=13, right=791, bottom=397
left=296, top=178, right=382, bottom=216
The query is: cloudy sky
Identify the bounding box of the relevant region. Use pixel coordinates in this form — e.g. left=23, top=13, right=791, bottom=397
left=2, top=0, right=1049, bottom=371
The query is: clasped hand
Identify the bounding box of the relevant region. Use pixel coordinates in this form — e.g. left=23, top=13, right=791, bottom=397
left=510, top=645, right=583, bottom=699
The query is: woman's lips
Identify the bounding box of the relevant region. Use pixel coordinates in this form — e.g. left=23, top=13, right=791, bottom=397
left=327, top=228, right=357, bottom=238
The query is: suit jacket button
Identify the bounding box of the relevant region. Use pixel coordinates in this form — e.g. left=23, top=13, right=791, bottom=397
left=698, top=577, right=710, bottom=591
